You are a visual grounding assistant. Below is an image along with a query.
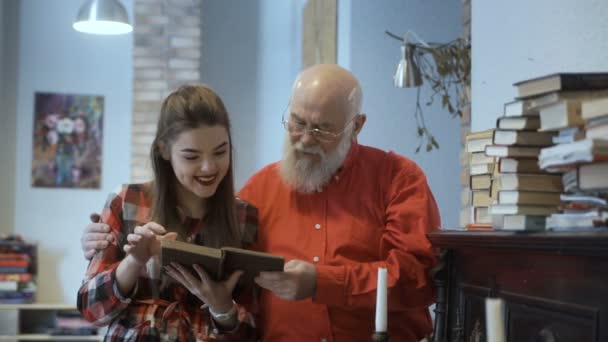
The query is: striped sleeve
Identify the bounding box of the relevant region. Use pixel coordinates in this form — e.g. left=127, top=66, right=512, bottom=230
left=77, top=186, right=133, bottom=326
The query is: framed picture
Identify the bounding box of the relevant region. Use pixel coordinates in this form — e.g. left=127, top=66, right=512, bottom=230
left=32, top=92, right=104, bottom=189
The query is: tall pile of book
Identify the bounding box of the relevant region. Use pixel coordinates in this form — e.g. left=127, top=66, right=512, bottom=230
left=482, top=91, right=564, bottom=231
left=527, top=74, right=608, bottom=231
left=462, top=129, right=496, bottom=229
left=484, top=72, right=608, bottom=231
left=0, top=235, right=37, bottom=303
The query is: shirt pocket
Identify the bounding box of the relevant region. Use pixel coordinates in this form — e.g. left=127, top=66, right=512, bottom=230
left=342, top=216, right=384, bottom=260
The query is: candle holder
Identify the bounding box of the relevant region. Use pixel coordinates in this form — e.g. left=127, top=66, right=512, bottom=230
left=372, top=332, right=389, bottom=342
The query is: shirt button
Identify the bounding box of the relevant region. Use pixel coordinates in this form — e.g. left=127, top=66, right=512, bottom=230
left=314, top=223, right=321, bottom=230
left=313, top=256, right=320, bottom=263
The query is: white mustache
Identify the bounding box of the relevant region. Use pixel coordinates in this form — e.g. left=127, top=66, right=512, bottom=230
left=293, top=142, right=324, bottom=156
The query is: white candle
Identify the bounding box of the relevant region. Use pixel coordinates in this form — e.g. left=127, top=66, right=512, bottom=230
left=375, top=267, right=388, bottom=332
left=485, top=298, right=506, bottom=342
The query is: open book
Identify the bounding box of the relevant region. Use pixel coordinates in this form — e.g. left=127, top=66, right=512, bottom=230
left=160, top=239, right=284, bottom=281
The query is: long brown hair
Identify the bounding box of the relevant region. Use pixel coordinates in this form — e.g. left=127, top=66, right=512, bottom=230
left=150, top=84, right=240, bottom=248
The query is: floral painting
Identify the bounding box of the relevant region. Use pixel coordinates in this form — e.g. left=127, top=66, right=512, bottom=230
left=32, top=92, right=103, bottom=188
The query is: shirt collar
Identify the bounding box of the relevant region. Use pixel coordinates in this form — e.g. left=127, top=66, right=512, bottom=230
left=334, top=139, right=359, bottom=179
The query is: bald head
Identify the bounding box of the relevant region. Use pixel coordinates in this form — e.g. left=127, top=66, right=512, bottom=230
left=281, top=65, right=366, bottom=192
left=291, top=64, right=363, bottom=120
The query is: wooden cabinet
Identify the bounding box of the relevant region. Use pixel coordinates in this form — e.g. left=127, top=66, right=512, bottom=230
left=427, top=231, right=608, bottom=342
left=0, top=304, right=101, bottom=341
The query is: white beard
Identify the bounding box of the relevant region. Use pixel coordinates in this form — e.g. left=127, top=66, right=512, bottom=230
left=280, top=128, right=353, bottom=193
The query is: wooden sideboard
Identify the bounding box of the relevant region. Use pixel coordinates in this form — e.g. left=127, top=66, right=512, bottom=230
left=427, top=231, right=608, bottom=342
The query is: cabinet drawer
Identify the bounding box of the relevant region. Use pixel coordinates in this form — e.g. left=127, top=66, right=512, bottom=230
left=508, top=302, right=597, bottom=342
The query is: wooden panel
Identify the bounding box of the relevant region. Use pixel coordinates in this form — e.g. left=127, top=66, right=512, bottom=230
left=429, top=231, right=608, bottom=342
left=302, top=0, right=336, bottom=68
left=508, top=302, right=596, bottom=342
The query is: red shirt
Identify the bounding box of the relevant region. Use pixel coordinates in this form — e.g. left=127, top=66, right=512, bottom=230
left=238, top=142, right=440, bottom=342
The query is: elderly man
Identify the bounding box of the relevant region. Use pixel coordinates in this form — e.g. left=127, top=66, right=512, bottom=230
left=82, top=64, right=440, bottom=341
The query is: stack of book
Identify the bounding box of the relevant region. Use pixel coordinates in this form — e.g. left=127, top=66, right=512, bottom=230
left=482, top=94, right=561, bottom=231
left=533, top=81, right=608, bottom=231
left=48, top=310, right=98, bottom=336
left=462, top=129, right=496, bottom=229
left=0, top=236, right=37, bottom=303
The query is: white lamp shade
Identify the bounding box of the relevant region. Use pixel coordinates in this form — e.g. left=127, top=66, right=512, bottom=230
left=394, top=44, right=422, bottom=88
left=73, top=0, right=132, bottom=35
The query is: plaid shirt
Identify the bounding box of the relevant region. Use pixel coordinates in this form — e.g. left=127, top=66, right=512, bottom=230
left=77, top=183, right=259, bottom=341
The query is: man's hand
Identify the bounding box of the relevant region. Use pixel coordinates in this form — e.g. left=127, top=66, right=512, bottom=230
left=81, top=213, right=113, bottom=260
left=254, top=259, right=317, bottom=301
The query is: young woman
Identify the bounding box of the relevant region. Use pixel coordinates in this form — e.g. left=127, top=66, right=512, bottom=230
left=77, top=85, right=257, bottom=341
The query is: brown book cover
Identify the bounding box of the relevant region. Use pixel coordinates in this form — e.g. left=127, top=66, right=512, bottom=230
left=492, top=130, right=555, bottom=147
left=496, top=116, right=541, bottom=131
left=498, top=158, right=542, bottom=174
left=497, top=215, right=546, bottom=231
left=497, top=190, right=561, bottom=206
left=496, top=173, right=562, bottom=192
left=160, top=240, right=284, bottom=281
left=514, top=73, right=608, bottom=99
left=489, top=204, right=558, bottom=216
left=485, top=145, right=541, bottom=158
left=470, top=174, right=492, bottom=190
left=472, top=190, right=493, bottom=207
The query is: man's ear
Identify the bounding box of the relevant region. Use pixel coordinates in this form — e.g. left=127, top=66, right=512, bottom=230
left=158, top=142, right=170, bottom=160
left=352, top=114, right=367, bottom=140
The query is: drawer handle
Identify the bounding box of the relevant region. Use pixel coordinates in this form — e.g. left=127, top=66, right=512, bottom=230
left=536, top=328, right=557, bottom=342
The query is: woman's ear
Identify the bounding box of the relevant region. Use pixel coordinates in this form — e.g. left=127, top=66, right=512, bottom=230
left=158, top=142, right=170, bottom=160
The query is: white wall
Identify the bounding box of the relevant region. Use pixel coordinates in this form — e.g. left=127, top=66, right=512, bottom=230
left=0, top=0, right=19, bottom=236
left=201, top=0, right=304, bottom=189
left=339, top=0, right=463, bottom=228
left=202, top=0, right=462, bottom=229
left=201, top=0, right=260, bottom=189
left=13, top=0, right=133, bottom=303
left=472, top=0, right=608, bottom=131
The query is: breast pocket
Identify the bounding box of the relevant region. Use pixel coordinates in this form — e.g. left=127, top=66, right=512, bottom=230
left=337, top=216, right=384, bottom=261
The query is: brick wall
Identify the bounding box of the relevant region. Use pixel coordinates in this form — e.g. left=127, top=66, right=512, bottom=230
left=131, top=0, right=202, bottom=183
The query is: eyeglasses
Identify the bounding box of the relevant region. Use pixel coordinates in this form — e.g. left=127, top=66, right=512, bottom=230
left=281, top=109, right=357, bottom=143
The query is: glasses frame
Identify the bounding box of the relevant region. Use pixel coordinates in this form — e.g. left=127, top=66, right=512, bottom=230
left=281, top=106, right=358, bottom=143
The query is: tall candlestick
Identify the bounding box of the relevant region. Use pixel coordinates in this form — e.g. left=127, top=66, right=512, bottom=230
left=375, top=267, right=388, bottom=333
left=485, top=297, right=506, bottom=342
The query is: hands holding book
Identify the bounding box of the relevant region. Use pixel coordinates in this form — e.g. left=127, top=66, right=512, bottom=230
left=165, top=263, right=242, bottom=317
left=254, top=259, right=316, bottom=301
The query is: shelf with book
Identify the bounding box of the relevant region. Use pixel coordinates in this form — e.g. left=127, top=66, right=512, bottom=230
left=0, top=335, right=101, bottom=341
left=0, top=304, right=100, bottom=342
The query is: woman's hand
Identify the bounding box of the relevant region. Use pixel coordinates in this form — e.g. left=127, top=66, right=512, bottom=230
left=123, top=222, right=177, bottom=266
left=165, top=263, right=243, bottom=314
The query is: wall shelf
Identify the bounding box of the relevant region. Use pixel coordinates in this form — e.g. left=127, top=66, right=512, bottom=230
left=0, top=304, right=100, bottom=342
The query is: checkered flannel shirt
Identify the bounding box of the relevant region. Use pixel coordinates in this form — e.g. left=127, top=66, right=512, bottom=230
left=77, top=183, right=258, bottom=341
